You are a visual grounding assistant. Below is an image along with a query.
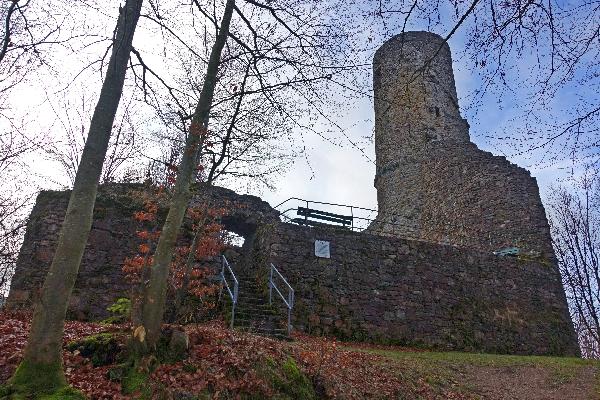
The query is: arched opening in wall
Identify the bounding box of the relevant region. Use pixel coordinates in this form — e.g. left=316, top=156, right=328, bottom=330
left=219, top=215, right=257, bottom=268
left=225, top=230, right=245, bottom=248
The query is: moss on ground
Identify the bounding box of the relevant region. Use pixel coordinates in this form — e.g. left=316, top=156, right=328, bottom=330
left=0, top=386, right=86, bottom=400
left=250, top=356, right=316, bottom=400
left=121, top=367, right=151, bottom=398
left=0, top=359, right=86, bottom=399
left=67, top=332, right=121, bottom=367
left=368, top=349, right=594, bottom=369
left=38, top=387, right=87, bottom=400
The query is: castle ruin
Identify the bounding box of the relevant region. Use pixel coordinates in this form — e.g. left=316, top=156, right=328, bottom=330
left=7, top=32, right=579, bottom=356
left=371, top=32, right=553, bottom=259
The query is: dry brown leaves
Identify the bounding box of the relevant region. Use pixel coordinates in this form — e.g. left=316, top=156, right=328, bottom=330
left=0, top=311, right=129, bottom=399
left=151, top=321, right=286, bottom=398
left=1, top=312, right=470, bottom=399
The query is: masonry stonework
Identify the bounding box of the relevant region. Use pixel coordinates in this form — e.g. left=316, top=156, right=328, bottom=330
left=7, top=183, right=580, bottom=355
left=371, top=32, right=553, bottom=258
left=7, top=184, right=277, bottom=320
left=254, top=223, right=579, bottom=355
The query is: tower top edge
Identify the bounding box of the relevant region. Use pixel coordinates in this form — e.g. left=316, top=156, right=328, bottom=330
left=374, top=31, right=449, bottom=59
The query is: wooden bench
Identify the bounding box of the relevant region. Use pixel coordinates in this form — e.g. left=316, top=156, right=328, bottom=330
left=291, top=206, right=353, bottom=227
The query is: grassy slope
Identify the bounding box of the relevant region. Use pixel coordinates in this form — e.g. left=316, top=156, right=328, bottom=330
left=349, top=346, right=600, bottom=399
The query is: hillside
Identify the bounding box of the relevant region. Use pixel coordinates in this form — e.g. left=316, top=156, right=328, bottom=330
left=0, top=311, right=597, bottom=399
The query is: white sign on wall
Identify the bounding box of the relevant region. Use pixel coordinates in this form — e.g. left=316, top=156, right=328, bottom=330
left=314, top=240, right=331, bottom=258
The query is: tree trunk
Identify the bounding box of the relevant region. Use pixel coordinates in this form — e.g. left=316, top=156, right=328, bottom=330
left=9, top=0, right=143, bottom=393
left=136, top=0, right=236, bottom=352
left=173, top=224, right=203, bottom=317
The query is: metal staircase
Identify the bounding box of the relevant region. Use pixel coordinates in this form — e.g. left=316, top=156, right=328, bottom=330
left=219, top=255, right=293, bottom=340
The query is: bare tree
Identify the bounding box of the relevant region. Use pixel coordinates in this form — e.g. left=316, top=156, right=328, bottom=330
left=0, top=0, right=72, bottom=108
left=0, top=128, right=32, bottom=299
left=133, top=0, right=237, bottom=355
left=137, top=53, right=299, bottom=191
left=549, top=176, right=600, bottom=358
left=44, top=91, right=144, bottom=186
left=0, top=190, right=29, bottom=298
left=126, top=0, right=371, bottom=355
left=123, top=0, right=373, bottom=191
left=6, top=0, right=145, bottom=396
left=0, top=0, right=82, bottom=297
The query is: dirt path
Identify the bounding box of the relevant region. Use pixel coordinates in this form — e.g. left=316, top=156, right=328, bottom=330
left=459, top=364, right=598, bottom=400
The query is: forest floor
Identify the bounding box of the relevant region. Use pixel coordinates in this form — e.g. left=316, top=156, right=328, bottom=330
left=0, top=311, right=597, bottom=399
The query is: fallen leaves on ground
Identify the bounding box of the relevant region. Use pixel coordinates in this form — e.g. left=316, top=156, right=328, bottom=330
left=151, top=322, right=287, bottom=398
left=0, top=311, right=127, bottom=399
left=0, top=311, right=470, bottom=399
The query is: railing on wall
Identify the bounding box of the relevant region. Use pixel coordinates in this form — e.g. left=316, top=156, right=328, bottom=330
left=274, top=197, right=378, bottom=232
left=220, top=255, right=239, bottom=329
left=273, top=197, right=501, bottom=249
left=269, top=263, right=294, bottom=336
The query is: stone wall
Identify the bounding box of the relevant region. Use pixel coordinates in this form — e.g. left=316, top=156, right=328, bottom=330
left=371, top=31, right=554, bottom=258
left=7, top=184, right=278, bottom=320
left=254, top=222, right=579, bottom=356
left=8, top=186, right=142, bottom=319
left=419, top=142, right=553, bottom=257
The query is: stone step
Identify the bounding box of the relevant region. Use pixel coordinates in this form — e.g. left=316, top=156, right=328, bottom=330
left=236, top=297, right=268, bottom=305
left=234, top=321, right=286, bottom=335
left=236, top=325, right=288, bottom=334
left=235, top=307, right=275, bottom=315
left=236, top=292, right=268, bottom=298
left=234, top=314, right=279, bottom=323
left=237, top=292, right=266, bottom=297
left=238, top=281, right=265, bottom=291
left=221, top=270, right=290, bottom=340
left=238, top=311, right=289, bottom=321
left=237, top=287, right=266, bottom=294
left=234, top=325, right=290, bottom=339
left=236, top=277, right=261, bottom=282
left=234, top=316, right=281, bottom=325
left=236, top=276, right=262, bottom=282
left=234, top=313, right=282, bottom=323
left=235, top=304, right=281, bottom=315
left=236, top=284, right=265, bottom=291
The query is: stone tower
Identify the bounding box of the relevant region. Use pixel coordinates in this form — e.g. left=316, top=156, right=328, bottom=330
left=371, top=32, right=555, bottom=258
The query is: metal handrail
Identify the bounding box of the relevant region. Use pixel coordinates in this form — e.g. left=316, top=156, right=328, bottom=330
left=274, top=197, right=377, bottom=212
left=274, top=197, right=378, bottom=231
left=220, top=255, right=238, bottom=329
left=269, top=263, right=294, bottom=336
left=274, top=198, right=499, bottom=247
